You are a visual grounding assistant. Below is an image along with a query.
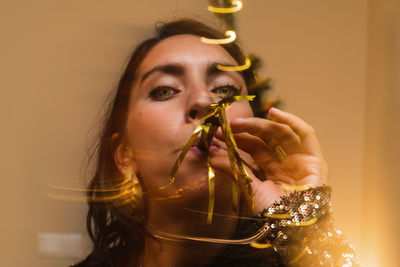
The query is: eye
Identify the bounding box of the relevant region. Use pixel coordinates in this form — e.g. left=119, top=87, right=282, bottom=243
left=149, top=85, right=179, bottom=101
left=211, top=85, right=241, bottom=98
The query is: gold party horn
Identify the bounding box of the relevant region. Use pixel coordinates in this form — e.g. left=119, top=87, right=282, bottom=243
left=168, top=95, right=255, bottom=223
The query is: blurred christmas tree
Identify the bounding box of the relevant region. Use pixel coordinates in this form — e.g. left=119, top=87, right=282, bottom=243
left=208, top=0, right=282, bottom=118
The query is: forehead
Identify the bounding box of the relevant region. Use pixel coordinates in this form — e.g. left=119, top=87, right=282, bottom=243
left=137, top=34, right=239, bottom=73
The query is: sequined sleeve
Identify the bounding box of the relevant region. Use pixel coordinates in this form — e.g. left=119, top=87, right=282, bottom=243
left=255, top=186, right=360, bottom=266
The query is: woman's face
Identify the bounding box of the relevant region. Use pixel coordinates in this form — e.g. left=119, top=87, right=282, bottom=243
left=124, top=34, right=253, bottom=200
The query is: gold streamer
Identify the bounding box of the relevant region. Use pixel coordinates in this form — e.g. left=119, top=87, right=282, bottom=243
left=168, top=124, right=203, bottom=184
left=200, top=30, right=236, bottom=44
left=208, top=0, right=243, bottom=13
left=220, top=105, right=254, bottom=212
left=168, top=95, right=256, bottom=223
left=207, top=160, right=216, bottom=224
left=231, top=181, right=240, bottom=212
left=273, top=145, right=287, bottom=162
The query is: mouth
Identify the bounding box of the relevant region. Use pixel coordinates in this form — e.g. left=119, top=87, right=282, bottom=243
left=189, top=136, right=222, bottom=157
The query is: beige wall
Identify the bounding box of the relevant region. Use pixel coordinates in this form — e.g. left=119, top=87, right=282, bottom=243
left=1, top=0, right=397, bottom=266
left=362, top=0, right=400, bottom=266
left=238, top=1, right=368, bottom=257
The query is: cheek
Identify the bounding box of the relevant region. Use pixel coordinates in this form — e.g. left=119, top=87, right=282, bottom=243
left=125, top=108, right=169, bottom=188
left=124, top=103, right=188, bottom=189
left=126, top=104, right=180, bottom=154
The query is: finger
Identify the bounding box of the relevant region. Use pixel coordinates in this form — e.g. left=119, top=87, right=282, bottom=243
left=268, top=108, right=323, bottom=157
left=214, top=132, right=294, bottom=184
left=210, top=154, right=263, bottom=193
left=216, top=129, right=277, bottom=170
left=229, top=117, right=303, bottom=154
left=230, top=132, right=275, bottom=165
left=210, top=155, right=279, bottom=214
left=217, top=125, right=299, bottom=180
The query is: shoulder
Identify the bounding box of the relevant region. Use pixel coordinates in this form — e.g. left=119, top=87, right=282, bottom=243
left=70, top=257, right=91, bottom=267
left=70, top=254, right=106, bottom=267
left=70, top=245, right=141, bottom=267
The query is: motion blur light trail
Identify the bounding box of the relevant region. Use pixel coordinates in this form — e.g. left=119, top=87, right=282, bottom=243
left=216, top=57, right=251, bottom=71
left=208, top=0, right=242, bottom=13
left=200, top=30, right=236, bottom=44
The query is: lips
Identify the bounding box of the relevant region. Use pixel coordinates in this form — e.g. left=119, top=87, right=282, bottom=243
left=190, top=136, right=221, bottom=157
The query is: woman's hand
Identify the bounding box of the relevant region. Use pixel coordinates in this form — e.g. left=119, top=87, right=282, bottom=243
left=219, top=108, right=328, bottom=214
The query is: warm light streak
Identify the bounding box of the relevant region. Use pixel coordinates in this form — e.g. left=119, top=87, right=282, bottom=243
left=50, top=180, right=131, bottom=192
left=152, top=222, right=270, bottom=245
left=207, top=0, right=243, bottom=13
left=250, top=241, right=271, bottom=249
left=264, top=213, right=292, bottom=219
left=289, top=218, right=318, bottom=227
left=280, top=183, right=312, bottom=191
left=184, top=207, right=275, bottom=221
left=46, top=188, right=136, bottom=202
left=48, top=177, right=139, bottom=203
left=200, top=30, right=236, bottom=44
left=217, top=57, right=251, bottom=72
left=46, top=193, right=86, bottom=202
left=288, top=246, right=310, bottom=264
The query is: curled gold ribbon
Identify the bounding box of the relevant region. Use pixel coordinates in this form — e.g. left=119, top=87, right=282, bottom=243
left=208, top=0, right=243, bottom=13
left=200, top=30, right=236, bottom=44
left=217, top=57, right=251, bottom=72
left=168, top=95, right=256, bottom=223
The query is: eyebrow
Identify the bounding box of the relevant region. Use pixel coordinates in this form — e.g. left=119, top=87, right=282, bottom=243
left=139, top=62, right=244, bottom=84
left=140, top=63, right=184, bottom=84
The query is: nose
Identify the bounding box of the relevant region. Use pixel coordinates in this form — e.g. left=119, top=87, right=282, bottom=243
left=186, top=85, right=217, bottom=122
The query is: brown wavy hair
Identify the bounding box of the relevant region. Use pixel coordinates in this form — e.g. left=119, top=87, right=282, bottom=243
left=77, top=18, right=256, bottom=267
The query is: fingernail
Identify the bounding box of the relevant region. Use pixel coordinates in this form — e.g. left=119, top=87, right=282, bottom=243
left=268, top=107, right=282, bottom=117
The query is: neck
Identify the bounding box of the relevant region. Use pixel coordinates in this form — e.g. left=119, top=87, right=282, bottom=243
left=142, top=235, right=229, bottom=267
left=141, top=196, right=238, bottom=267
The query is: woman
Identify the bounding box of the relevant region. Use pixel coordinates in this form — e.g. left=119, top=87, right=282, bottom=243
left=74, top=19, right=358, bottom=267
